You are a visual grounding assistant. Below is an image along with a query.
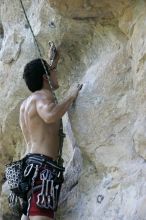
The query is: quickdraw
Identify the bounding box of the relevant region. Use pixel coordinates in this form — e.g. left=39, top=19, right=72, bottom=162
left=36, top=168, right=63, bottom=211
left=24, top=164, right=33, bottom=177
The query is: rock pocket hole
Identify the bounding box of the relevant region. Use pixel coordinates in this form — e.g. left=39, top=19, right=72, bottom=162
left=0, top=23, right=4, bottom=50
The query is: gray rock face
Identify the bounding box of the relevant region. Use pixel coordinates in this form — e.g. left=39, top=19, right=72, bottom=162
left=1, top=0, right=146, bottom=219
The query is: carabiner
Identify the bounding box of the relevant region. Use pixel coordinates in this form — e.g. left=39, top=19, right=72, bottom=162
left=24, top=164, right=33, bottom=177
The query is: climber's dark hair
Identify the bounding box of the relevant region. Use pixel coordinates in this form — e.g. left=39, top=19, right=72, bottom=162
left=23, top=58, right=50, bottom=92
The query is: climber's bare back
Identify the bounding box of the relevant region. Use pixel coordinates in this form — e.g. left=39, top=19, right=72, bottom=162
left=19, top=89, right=60, bottom=160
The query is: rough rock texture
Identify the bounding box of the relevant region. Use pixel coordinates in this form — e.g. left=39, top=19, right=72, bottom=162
left=1, top=0, right=146, bottom=219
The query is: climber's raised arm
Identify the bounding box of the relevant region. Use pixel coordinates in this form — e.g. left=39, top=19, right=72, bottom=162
left=36, top=84, right=82, bottom=123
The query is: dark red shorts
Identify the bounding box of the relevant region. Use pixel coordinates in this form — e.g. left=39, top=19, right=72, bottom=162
left=27, top=191, right=54, bottom=219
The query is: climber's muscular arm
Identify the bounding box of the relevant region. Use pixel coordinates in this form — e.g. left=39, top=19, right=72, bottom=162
left=36, top=84, right=82, bottom=123
left=36, top=95, right=74, bottom=123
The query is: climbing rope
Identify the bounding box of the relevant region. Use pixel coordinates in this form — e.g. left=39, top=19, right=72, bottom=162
left=19, top=0, right=58, bottom=104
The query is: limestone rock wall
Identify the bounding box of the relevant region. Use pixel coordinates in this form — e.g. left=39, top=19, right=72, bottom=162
left=1, top=0, right=146, bottom=219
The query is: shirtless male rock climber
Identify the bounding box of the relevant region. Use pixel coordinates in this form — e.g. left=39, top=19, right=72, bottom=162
left=20, top=49, right=82, bottom=220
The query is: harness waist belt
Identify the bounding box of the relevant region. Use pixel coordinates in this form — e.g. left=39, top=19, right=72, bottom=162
left=25, top=153, right=65, bottom=172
